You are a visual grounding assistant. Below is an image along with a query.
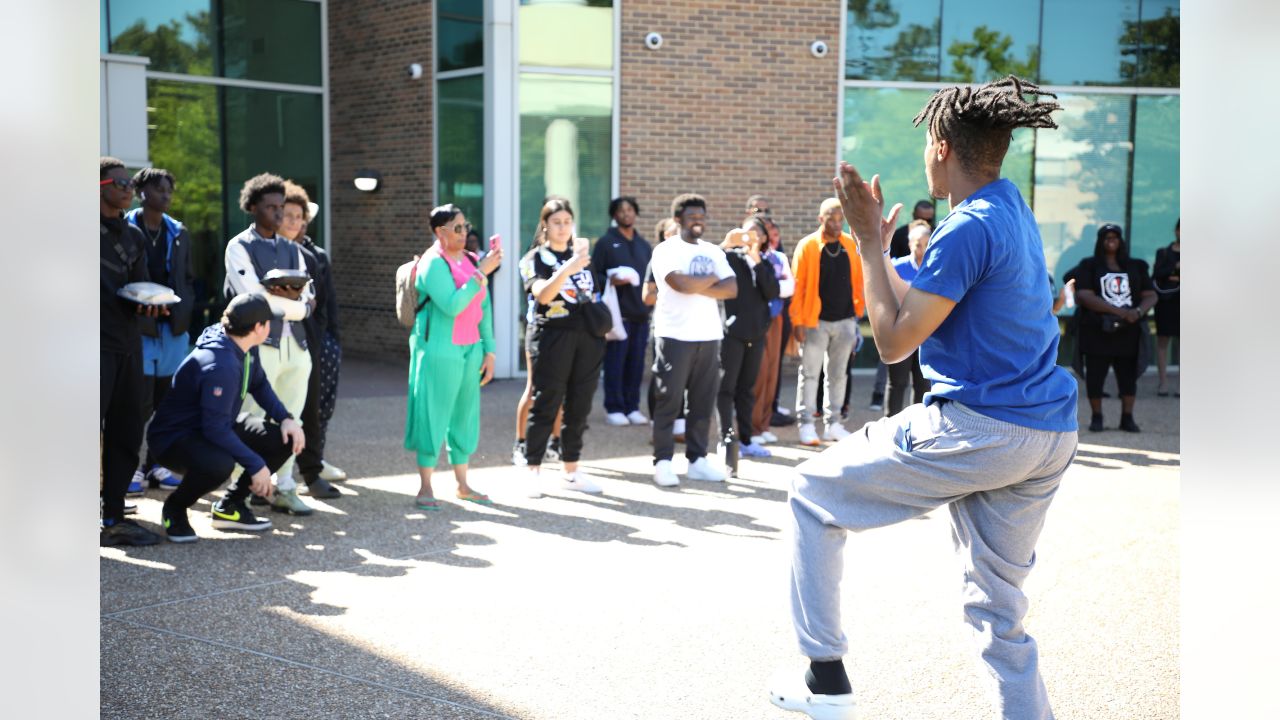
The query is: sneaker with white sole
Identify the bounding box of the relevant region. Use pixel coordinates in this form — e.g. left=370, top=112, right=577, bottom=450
left=653, top=459, right=680, bottom=487
left=798, top=423, right=820, bottom=447
left=687, top=456, right=727, bottom=482
left=319, top=460, right=348, bottom=482
left=544, top=436, right=562, bottom=463
left=823, top=423, right=851, bottom=441
left=269, top=488, right=314, bottom=516
left=605, top=412, right=629, bottom=426
left=626, top=410, right=648, bottom=425
left=761, top=430, right=779, bottom=443
left=768, top=673, right=857, bottom=720
left=127, top=469, right=146, bottom=497
left=750, top=434, right=769, bottom=446
left=741, top=442, right=772, bottom=458
left=561, top=470, right=603, bottom=494
left=523, top=467, right=544, bottom=498
left=512, top=439, right=528, bottom=466
left=146, top=465, right=182, bottom=489
left=210, top=498, right=272, bottom=531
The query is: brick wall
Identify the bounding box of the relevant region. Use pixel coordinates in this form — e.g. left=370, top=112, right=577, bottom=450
left=328, top=0, right=433, bottom=361
left=619, top=0, right=843, bottom=248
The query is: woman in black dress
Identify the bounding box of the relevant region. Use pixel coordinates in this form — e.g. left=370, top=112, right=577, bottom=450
left=1152, top=219, right=1180, bottom=396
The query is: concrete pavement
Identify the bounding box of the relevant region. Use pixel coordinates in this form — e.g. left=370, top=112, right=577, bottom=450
left=101, top=358, right=1179, bottom=719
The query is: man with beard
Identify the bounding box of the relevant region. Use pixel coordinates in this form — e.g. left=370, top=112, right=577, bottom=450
left=647, top=194, right=736, bottom=487
left=593, top=196, right=652, bottom=426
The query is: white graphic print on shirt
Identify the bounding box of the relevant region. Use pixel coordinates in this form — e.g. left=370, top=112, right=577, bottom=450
left=537, top=247, right=593, bottom=320
left=1100, top=272, right=1132, bottom=308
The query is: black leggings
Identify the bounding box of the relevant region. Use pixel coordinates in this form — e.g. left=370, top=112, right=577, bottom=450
left=717, top=335, right=765, bottom=443
left=1084, top=353, right=1138, bottom=398
left=156, top=416, right=294, bottom=512
left=526, top=325, right=605, bottom=466
left=885, top=350, right=927, bottom=416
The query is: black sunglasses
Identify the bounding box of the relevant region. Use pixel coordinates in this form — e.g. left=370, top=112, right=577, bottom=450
left=100, top=177, right=132, bottom=190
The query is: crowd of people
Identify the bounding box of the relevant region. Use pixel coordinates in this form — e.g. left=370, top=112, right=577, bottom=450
left=100, top=73, right=1180, bottom=720
left=100, top=164, right=347, bottom=546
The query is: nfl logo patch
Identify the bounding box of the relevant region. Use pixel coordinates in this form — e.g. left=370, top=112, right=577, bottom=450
left=212, top=386, right=223, bottom=397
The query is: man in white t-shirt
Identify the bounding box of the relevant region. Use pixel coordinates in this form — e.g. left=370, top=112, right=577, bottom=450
left=647, top=194, right=738, bottom=487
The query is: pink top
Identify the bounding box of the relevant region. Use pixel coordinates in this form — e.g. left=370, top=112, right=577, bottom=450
left=445, top=250, right=484, bottom=345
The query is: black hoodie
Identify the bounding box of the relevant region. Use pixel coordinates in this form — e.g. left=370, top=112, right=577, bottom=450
left=100, top=213, right=149, bottom=355
left=147, top=324, right=292, bottom=476
left=722, top=248, right=780, bottom=341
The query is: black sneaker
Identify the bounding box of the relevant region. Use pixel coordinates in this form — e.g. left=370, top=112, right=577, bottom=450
left=162, top=507, right=198, bottom=544
left=100, top=519, right=161, bottom=547
left=304, top=477, right=342, bottom=499
left=210, top=498, right=272, bottom=531
left=1088, top=414, right=1104, bottom=432
left=1119, top=415, right=1142, bottom=433
left=123, top=502, right=137, bottom=516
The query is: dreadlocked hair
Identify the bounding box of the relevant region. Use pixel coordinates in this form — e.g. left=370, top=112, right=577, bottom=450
left=913, top=75, right=1060, bottom=176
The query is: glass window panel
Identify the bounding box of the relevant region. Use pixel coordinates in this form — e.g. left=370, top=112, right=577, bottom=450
left=1039, top=0, right=1139, bottom=86
left=438, top=0, right=484, bottom=71
left=1033, top=94, right=1133, bottom=283
left=519, top=0, right=613, bottom=70
left=101, top=0, right=109, bottom=54
left=108, top=0, right=321, bottom=86
left=222, top=87, right=325, bottom=253
left=220, top=0, right=322, bottom=86
left=518, top=73, right=613, bottom=362
left=940, top=0, right=1040, bottom=83
left=109, top=0, right=216, bottom=76
left=1128, top=95, right=1179, bottom=267
left=841, top=87, right=935, bottom=217
left=437, top=75, right=486, bottom=237
left=145, top=79, right=225, bottom=334
left=1131, top=0, right=1180, bottom=87
left=844, top=0, right=940, bottom=82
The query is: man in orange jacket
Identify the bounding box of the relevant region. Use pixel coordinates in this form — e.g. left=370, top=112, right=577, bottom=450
left=789, top=198, right=865, bottom=446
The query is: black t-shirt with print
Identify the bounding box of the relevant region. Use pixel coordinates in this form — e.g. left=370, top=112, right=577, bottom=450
left=1070, top=256, right=1152, bottom=355
left=525, top=245, right=599, bottom=331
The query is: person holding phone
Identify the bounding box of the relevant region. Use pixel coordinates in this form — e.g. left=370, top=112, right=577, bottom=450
left=404, top=204, right=502, bottom=509
left=521, top=198, right=608, bottom=496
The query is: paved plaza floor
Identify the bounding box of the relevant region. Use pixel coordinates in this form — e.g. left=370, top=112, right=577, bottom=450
left=101, top=358, right=1179, bottom=719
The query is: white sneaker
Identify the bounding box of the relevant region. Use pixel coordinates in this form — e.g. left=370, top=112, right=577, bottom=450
left=823, top=423, right=851, bottom=441
left=687, top=456, right=727, bottom=482
left=673, top=418, right=686, bottom=439
left=768, top=672, right=857, bottom=720
left=798, top=423, right=820, bottom=447
left=627, top=410, right=648, bottom=425
left=319, top=460, right=348, bottom=482
left=523, top=467, right=543, bottom=498
left=605, top=412, right=630, bottom=426
left=561, top=470, right=603, bottom=494
left=761, top=430, right=779, bottom=443
left=750, top=434, right=769, bottom=446
left=653, top=460, right=680, bottom=487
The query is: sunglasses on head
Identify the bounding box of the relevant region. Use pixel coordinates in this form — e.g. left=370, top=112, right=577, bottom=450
left=100, top=178, right=132, bottom=190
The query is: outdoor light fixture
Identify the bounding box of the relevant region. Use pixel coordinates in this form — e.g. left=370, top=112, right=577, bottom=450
left=353, top=170, right=381, bottom=193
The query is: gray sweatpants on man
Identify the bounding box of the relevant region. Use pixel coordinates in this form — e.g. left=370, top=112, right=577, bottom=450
left=652, top=337, right=721, bottom=463
left=789, top=400, right=1077, bottom=720
left=797, top=317, right=859, bottom=427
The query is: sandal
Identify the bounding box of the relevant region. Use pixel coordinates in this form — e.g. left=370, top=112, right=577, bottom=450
left=415, top=496, right=441, bottom=511
left=456, top=490, right=492, bottom=505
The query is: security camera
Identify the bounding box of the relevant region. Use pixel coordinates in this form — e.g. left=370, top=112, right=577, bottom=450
left=810, top=40, right=829, bottom=58
left=644, top=32, right=663, bottom=51
left=407, top=62, right=423, bottom=80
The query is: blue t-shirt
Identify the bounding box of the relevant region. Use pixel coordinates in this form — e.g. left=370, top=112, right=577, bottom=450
left=892, top=255, right=920, bottom=283
left=909, top=178, right=1078, bottom=431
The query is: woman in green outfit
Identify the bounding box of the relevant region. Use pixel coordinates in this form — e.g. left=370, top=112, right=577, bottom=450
left=405, top=205, right=503, bottom=509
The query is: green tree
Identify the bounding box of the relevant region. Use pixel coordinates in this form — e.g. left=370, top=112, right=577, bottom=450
left=947, top=25, right=1038, bottom=83
left=1120, top=9, right=1179, bottom=87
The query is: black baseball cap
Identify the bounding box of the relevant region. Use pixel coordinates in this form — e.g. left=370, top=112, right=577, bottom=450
left=1097, top=223, right=1124, bottom=240
left=223, top=291, right=283, bottom=329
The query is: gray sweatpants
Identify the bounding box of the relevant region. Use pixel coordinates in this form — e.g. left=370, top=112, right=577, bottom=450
left=788, top=400, right=1077, bottom=720
left=796, top=317, right=860, bottom=427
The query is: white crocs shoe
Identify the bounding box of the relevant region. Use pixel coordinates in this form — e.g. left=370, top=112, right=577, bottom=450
left=768, top=671, right=857, bottom=720
left=626, top=410, right=648, bottom=425
left=823, top=423, right=851, bottom=441
left=798, top=423, right=820, bottom=447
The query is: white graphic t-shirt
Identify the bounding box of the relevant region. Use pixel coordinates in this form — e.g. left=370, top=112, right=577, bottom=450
left=648, top=238, right=734, bottom=341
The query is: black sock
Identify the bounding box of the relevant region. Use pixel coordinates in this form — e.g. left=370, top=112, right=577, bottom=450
left=805, top=659, right=851, bottom=695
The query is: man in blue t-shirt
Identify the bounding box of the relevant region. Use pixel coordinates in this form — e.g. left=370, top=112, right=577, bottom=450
left=772, top=76, right=1079, bottom=720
